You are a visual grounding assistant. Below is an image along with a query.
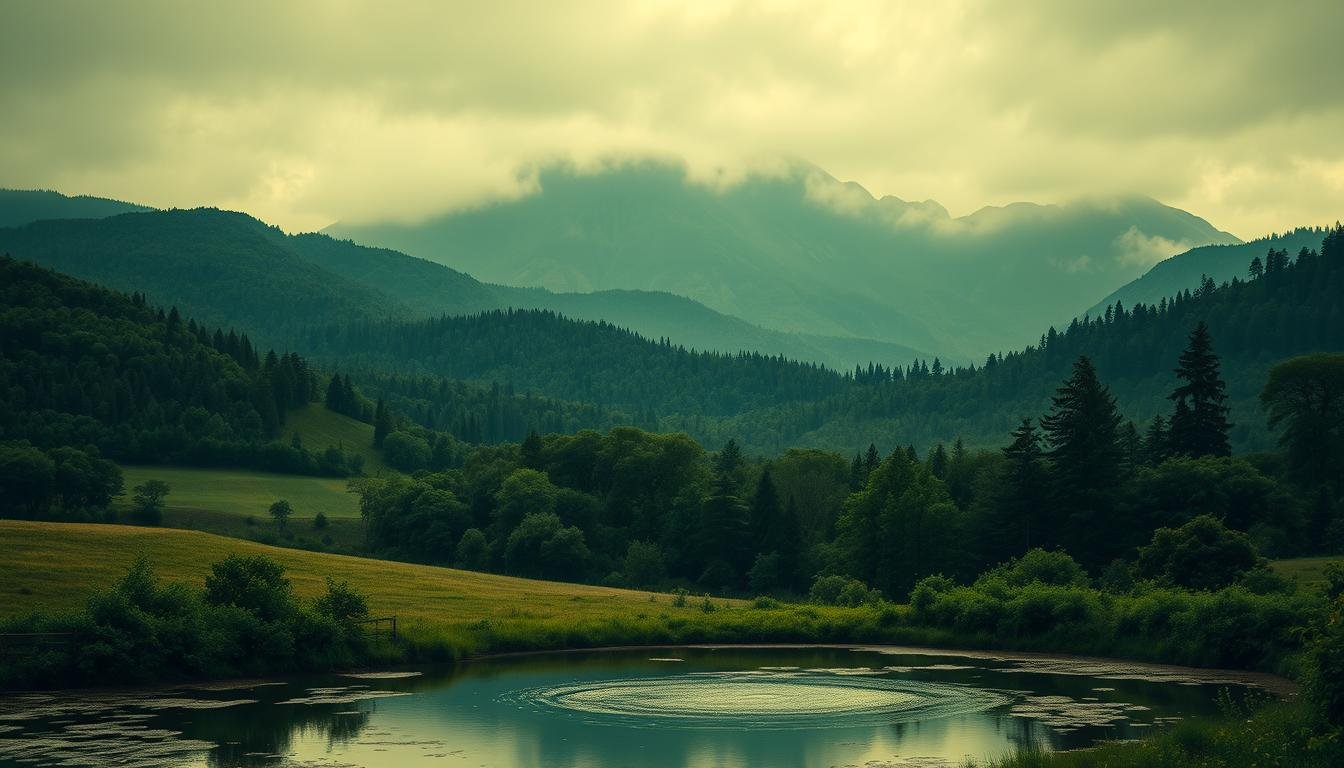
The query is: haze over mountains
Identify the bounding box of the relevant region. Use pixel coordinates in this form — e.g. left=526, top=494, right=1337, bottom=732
left=329, top=161, right=1241, bottom=359
left=0, top=192, right=929, bottom=370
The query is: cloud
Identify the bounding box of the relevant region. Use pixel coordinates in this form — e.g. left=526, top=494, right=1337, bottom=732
left=1113, top=226, right=1193, bottom=269
left=0, top=0, right=1341, bottom=235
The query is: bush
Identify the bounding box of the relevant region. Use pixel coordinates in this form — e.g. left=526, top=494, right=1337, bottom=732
left=810, top=574, right=880, bottom=607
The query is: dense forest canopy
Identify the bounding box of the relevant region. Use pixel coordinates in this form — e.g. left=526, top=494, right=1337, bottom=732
left=311, top=226, right=1344, bottom=455
left=0, top=257, right=364, bottom=490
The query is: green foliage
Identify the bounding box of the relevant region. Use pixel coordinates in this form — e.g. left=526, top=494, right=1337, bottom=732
left=1261, top=353, right=1344, bottom=495
left=0, top=258, right=363, bottom=477
left=809, top=574, right=881, bottom=607
left=1136, top=515, right=1263, bottom=591
left=0, top=555, right=371, bottom=688
left=314, top=577, right=369, bottom=624
left=130, top=479, right=170, bottom=525
left=269, top=499, right=293, bottom=528
left=0, top=441, right=121, bottom=521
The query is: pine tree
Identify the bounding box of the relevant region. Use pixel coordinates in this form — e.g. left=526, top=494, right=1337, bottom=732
left=1040, top=356, right=1125, bottom=566
left=1168, top=322, right=1232, bottom=458
left=373, top=398, right=391, bottom=447
left=863, top=442, right=880, bottom=474
left=1141, top=415, right=1169, bottom=467
left=992, top=417, right=1049, bottom=557
left=750, top=467, right=781, bottom=553
left=928, top=443, right=948, bottom=479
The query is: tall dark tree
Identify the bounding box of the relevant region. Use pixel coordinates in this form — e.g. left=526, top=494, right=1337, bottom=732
left=1261, top=353, right=1344, bottom=494
left=749, top=467, right=781, bottom=552
left=927, top=443, right=948, bottom=480
left=1141, top=415, right=1169, bottom=467
left=372, top=398, right=392, bottom=447
left=990, top=418, right=1051, bottom=559
left=1040, top=356, right=1125, bottom=566
left=1168, top=322, right=1232, bottom=458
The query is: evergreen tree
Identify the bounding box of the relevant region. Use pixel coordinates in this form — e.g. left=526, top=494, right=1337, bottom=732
left=863, top=443, right=881, bottom=474
left=928, top=443, right=948, bottom=480
left=1141, top=415, right=1169, bottom=467
left=1168, top=322, right=1232, bottom=458
left=749, top=467, right=781, bottom=552
left=990, top=418, right=1051, bottom=558
left=1040, top=356, right=1125, bottom=566
left=373, top=398, right=391, bottom=447
left=774, top=496, right=804, bottom=591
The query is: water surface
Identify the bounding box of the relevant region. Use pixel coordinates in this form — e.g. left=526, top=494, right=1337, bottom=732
left=0, top=646, right=1281, bottom=768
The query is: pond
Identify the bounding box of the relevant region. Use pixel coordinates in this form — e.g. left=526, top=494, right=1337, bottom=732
left=0, top=645, right=1286, bottom=768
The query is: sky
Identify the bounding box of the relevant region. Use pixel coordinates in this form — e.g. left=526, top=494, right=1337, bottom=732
left=2, top=0, right=1342, bottom=236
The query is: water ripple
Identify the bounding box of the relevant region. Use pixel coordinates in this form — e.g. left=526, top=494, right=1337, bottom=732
left=501, top=671, right=1009, bottom=730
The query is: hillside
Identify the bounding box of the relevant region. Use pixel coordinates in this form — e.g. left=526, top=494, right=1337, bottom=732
left=0, top=209, right=406, bottom=346
left=329, top=160, right=1239, bottom=358
left=0, top=204, right=934, bottom=369
left=0, top=520, right=680, bottom=639
left=1086, top=227, right=1334, bottom=318
left=311, top=227, right=1343, bottom=454
left=0, top=188, right=150, bottom=228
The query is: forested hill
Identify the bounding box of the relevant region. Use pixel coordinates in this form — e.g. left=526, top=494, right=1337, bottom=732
left=705, top=226, right=1344, bottom=454
left=0, top=205, right=935, bottom=369
left=315, top=227, right=1344, bottom=455
left=0, top=256, right=362, bottom=476
left=328, top=160, right=1239, bottom=358
left=306, top=310, right=849, bottom=419
left=1086, top=226, right=1334, bottom=319
left=0, top=188, right=150, bottom=228
left=0, top=209, right=407, bottom=344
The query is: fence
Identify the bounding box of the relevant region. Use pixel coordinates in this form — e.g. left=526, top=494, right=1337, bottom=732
left=353, top=616, right=398, bottom=642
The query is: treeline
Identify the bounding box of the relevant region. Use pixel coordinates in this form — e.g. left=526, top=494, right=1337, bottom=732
left=300, top=227, right=1344, bottom=455
left=330, top=369, right=643, bottom=444
left=699, top=225, right=1344, bottom=453
left=303, top=309, right=849, bottom=419
left=0, top=257, right=364, bottom=480
left=352, top=338, right=1342, bottom=597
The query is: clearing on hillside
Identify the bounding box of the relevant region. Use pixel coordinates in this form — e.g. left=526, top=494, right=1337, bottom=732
left=119, top=466, right=362, bottom=518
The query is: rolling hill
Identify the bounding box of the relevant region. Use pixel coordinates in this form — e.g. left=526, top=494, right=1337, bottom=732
left=0, top=205, right=937, bottom=368
left=1086, top=227, right=1335, bottom=318
left=0, top=188, right=151, bottom=228
left=329, top=160, right=1240, bottom=358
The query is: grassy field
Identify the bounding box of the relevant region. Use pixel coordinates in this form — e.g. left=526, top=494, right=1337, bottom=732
left=283, top=403, right=389, bottom=474
left=1271, top=555, right=1344, bottom=587
left=0, top=520, right=753, bottom=655
left=119, top=465, right=363, bottom=518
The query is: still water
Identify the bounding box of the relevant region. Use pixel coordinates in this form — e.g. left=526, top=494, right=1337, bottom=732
left=0, top=646, right=1284, bottom=768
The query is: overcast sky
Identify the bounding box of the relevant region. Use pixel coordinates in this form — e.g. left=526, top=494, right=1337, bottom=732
left=3, top=0, right=1341, bottom=236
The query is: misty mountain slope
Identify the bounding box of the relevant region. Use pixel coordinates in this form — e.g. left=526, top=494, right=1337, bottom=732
left=0, top=209, right=408, bottom=343
left=328, top=161, right=1239, bottom=358
left=0, top=188, right=151, bottom=228
left=1085, top=227, right=1333, bottom=318
left=0, top=204, right=934, bottom=370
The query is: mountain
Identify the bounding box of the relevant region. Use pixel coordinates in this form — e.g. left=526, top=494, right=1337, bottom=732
left=0, top=205, right=935, bottom=369
left=0, top=209, right=406, bottom=343
left=310, top=227, right=1343, bottom=455
left=328, top=160, right=1240, bottom=358
left=0, top=188, right=151, bottom=228
left=1085, top=227, right=1334, bottom=318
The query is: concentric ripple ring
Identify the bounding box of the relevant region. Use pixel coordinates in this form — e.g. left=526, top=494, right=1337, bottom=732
left=501, top=671, right=1010, bottom=730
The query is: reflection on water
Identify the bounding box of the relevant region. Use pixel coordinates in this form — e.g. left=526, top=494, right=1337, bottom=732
left=0, top=647, right=1279, bottom=768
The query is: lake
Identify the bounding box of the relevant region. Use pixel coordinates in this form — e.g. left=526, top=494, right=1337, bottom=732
left=0, top=645, right=1286, bottom=768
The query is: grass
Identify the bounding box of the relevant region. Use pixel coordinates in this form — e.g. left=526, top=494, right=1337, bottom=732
left=283, top=403, right=388, bottom=474
left=1271, top=556, right=1344, bottom=588
left=0, top=520, right=757, bottom=656
left=118, top=465, right=362, bottom=519
left=974, top=699, right=1336, bottom=767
